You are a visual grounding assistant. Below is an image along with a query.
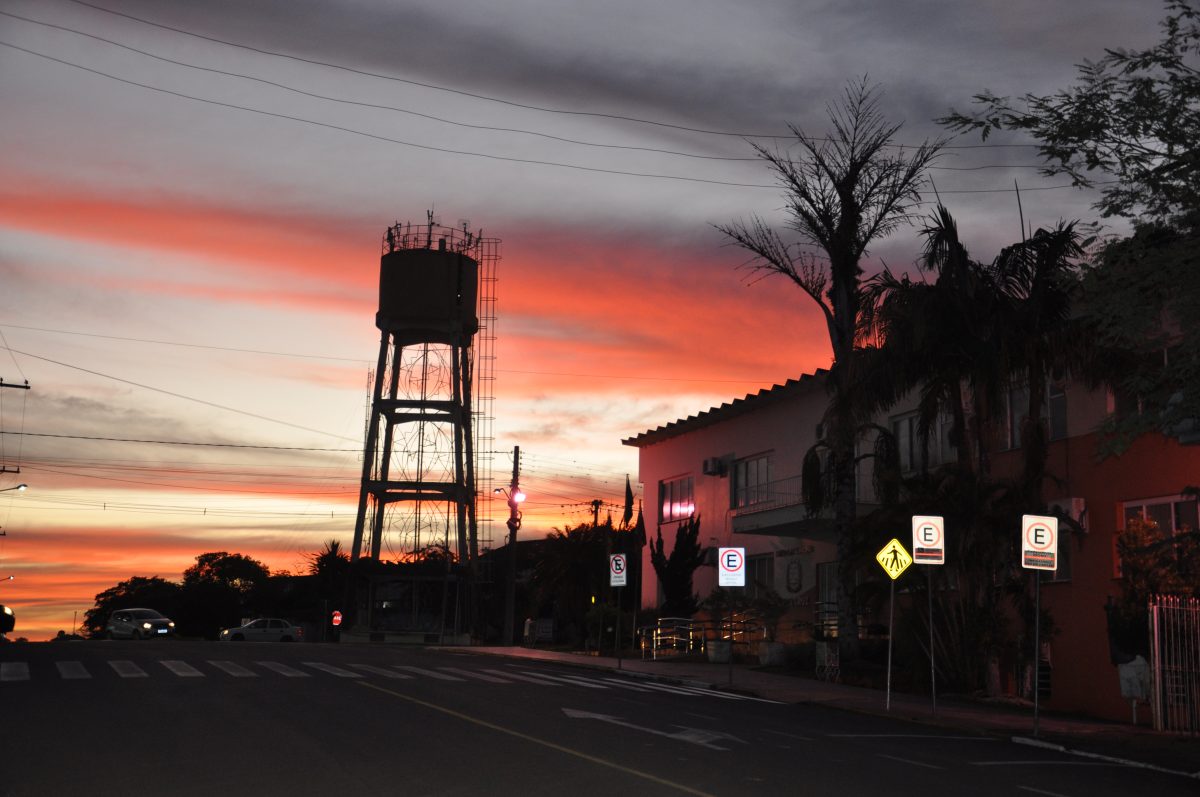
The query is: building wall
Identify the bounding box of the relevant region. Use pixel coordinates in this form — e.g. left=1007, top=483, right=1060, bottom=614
left=634, top=380, right=829, bottom=612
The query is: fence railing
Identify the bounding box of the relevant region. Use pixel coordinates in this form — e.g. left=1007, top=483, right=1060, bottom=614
left=639, top=616, right=765, bottom=660
left=1149, top=594, right=1200, bottom=734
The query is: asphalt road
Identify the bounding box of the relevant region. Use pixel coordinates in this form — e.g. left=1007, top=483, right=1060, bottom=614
left=1, top=640, right=1194, bottom=797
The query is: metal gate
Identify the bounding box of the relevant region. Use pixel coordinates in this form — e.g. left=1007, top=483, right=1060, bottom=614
left=1149, top=594, right=1200, bottom=734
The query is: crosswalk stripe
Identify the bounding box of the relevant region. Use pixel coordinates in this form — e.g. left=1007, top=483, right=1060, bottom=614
left=1, top=662, right=30, bottom=681
left=348, top=664, right=413, bottom=679
left=482, top=668, right=562, bottom=686
left=303, top=662, right=361, bottom=678
left=255, top=660, right=310, bottom=678
left=595, top=677, right=660, bottom=693
left=57, top=661, right=91, bottom=679
left=208, top=660, right=258, bottom=677
left=160, top=660, right=205, bottom=678
left=519, top=672, right=609, bottom=689
left=391, top=665, right=464, bottom=681
left=436, top=667, right=511, bottom=683
left=109, top=660, right=148, bottom=678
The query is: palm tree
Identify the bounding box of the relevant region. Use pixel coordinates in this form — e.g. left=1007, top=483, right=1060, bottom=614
left=990, top=222, right=1090, bottom=507
left=718, top=78, right=944, bottom=660
left=861, top=205, right=1010, bottom=474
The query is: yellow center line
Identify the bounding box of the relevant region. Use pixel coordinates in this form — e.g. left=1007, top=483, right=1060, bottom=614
left=357, top=680, right=716, bottom=797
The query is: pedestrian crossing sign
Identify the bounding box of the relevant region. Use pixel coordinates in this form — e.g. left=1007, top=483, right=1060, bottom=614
left=875, top=539, right=913, bottom=580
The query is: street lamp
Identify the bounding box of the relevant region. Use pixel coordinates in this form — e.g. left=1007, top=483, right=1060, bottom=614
left=0, top=484, right=27, bottom=493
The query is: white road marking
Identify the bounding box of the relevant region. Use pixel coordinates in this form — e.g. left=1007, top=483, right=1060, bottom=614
left=879, top=753, right=944, bottom=770
left=437, top=667, right=511, bottom=683
left=303, top=661, right=362, bottom=678
left=207, top=660, right=258, bottom=677
left=160, top=660, right=205, bottom=677
left=595, top=677, right=659, bottom=692
left=255, top=660, right=310, bottom=677
left=348, top=664, right=413, bottom=679
left=109, top=660, right=148, bottom=678
left=0, top=662, right=30, bottom=681
left=484, top=669, right=562, bottom=685
left=971, top=761, right=1124, bottom=767
left=57, top=661, right=91, bottom=679
left=830, top=734, right=994, bottom=740
left=391, top=665, right=465, bottom=681
left=523, top=672, right=609, bottom=689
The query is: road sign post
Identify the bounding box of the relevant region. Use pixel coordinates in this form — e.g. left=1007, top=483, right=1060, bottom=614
left=717, top=548, right=745, bottom=686
left=875, top=539, right=912, bottom=711
left=1021, top=514, right=1058, bottom=737
left=912, top=515, right=945, bottom=715
left=609, top=554, right=627, bottom=670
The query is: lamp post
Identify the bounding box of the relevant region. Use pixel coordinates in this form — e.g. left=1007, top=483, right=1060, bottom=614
left=0, top=484, right=27, bottom=494
left=496, top=447, right=525, bottom=646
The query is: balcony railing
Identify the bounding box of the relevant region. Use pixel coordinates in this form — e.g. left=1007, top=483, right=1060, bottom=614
left=731, top=475, right=803, bottom=517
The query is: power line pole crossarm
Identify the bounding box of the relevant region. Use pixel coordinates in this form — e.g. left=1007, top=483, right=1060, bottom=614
left=0, top=378, right=31, bottom=474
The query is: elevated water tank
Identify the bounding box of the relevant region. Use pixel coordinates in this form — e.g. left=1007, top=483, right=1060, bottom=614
left=376, top=226, right=479, bottom=343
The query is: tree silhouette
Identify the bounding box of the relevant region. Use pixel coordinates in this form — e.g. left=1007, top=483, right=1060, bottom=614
left=649, top=515, right=705, bottom=618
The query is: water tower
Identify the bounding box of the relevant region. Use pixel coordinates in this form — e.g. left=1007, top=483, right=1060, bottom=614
left=350, top=215, right=498, bottom=591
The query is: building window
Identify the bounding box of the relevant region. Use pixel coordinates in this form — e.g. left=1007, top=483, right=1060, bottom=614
left=1116, top=495, right=1199, bottom=576
left=890, top=411, right=953, bottom=473
left=733, top=454, right=772, bottom=509
left=747, top=554, right=775, bottom=599
left=658, top=475, right=694, bottom=523
left=1007, top=382, right=1068, bottom=449
left=816, top=561, right=838, bottom=637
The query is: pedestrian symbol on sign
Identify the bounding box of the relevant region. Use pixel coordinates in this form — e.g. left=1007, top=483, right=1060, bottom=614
left=875, top=539, right=913, bottom=580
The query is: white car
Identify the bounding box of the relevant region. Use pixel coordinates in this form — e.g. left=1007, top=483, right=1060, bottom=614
left=219, top=618, right=304, bottom=642
left=106, top=608, right=175, bottom=639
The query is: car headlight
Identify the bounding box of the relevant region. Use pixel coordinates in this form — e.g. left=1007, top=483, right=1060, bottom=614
left=142, top=622, right=152, bottom=630
left=168, top=621, right=175, bottom=628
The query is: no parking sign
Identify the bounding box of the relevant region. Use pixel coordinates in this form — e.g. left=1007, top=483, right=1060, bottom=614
left=609, top=554, right=627, bottom=587
left=717, top=547, right=745, bottom=587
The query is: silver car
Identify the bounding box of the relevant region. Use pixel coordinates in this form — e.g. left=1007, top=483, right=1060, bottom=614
left=106, top=608, right=175, bottom=639
left=219, top=618, right=303, bottom=642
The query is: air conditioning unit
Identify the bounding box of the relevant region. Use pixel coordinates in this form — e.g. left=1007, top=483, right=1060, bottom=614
left=702, top=457, right=723, bottom=476
left=1050, top=497, right=1087, bottom=533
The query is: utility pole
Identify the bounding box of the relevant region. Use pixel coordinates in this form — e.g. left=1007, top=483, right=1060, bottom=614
left=591, top=499, right=602, bottom=528
left=502, top=446, right=522, bottom=646
left=0, top=378, right=31, bottom=475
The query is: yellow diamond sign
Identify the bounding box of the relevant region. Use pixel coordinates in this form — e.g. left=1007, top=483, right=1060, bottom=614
left=876, top=538, right=913, bottom=580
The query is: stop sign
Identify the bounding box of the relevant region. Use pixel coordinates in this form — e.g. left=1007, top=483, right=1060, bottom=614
left=331, top=610, right=343, bottom=627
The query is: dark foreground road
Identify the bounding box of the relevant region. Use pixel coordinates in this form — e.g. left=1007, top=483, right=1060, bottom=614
left=2, top=641, right=1195, bottom=796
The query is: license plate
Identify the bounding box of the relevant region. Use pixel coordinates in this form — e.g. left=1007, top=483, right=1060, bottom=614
left=157, top=628, right=169, bottom=634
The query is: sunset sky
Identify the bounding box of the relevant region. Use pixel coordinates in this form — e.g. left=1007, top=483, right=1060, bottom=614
left=0, top=0, right=1152, bottom=639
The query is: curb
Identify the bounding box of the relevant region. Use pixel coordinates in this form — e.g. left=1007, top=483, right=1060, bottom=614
left=1013, top=735, right=1200, bottom=780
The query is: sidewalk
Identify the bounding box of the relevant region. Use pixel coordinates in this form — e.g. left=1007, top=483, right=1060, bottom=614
left=449, top=645, right=1200, bottom=780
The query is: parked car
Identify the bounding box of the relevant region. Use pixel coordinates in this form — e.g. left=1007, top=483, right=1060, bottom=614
left=106, top=608, right=175, bottom=639
left=219, top=618, right=303, bottom=642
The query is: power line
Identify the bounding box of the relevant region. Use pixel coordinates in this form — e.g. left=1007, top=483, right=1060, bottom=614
left=6, top=9, right=1054, bottom=173
left=2, top=345, right=360, bottom=442
left=0, top=41, right=778, bottom=190
left=24, top=464, right=355, bottom=495
left=56, top=0, right=1045, bottom=151
left=1, top=431, right=357, bottom=451
left=0, top=323, right=366, bottom=363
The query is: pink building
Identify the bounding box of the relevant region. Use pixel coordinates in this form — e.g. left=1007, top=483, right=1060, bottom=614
left=623, top=370, right=1200, bottom=723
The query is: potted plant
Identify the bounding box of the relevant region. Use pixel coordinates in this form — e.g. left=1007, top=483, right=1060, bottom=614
left=753, top=589, right=789, bottom=666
